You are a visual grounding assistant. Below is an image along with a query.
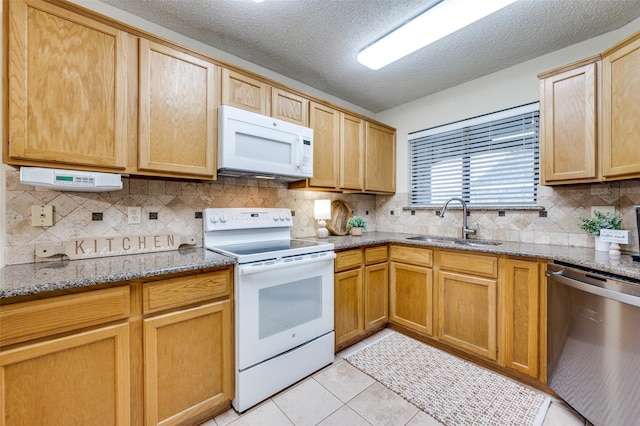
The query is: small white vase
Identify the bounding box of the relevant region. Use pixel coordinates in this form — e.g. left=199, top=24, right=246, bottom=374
left=594, top=236, right=611, bottom=252
left=351, top=227, right=363, bottom=236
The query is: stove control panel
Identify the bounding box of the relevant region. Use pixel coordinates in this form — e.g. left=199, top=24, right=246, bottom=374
left=203, top=208, right=293, bottom=231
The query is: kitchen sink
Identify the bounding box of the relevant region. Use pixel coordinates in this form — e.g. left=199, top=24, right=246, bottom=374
left=406, top=236, right=458, bottom=244
left=407, top=236, right=502, bottom=246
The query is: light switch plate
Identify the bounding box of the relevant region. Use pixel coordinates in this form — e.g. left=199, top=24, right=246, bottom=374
left=591, top=206, right=615, bottom=217
left=31, top=205, right=53, bottom=227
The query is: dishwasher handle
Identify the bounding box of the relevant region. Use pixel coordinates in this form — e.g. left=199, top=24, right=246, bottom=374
left=546, top=270, right=640, bottom=308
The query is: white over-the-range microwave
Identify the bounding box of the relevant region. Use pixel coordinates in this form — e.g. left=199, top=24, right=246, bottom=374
left=217, top=105, right=314, bottom=181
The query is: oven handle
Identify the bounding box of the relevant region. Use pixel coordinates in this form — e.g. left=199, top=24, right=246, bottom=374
left=238, top=252, right=336, bottom=275
left=546, top=270, right=640, bottom=308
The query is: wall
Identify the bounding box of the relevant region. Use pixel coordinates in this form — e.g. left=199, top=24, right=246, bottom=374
left=4, top=171, right=376, bottom=265
left=374, top=16, right=640, bottom=254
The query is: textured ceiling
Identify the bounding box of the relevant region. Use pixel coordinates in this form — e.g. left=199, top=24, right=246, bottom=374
left=100, top=0, right=640, bottom=113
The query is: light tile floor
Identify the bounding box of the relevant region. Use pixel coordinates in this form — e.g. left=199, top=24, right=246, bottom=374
left=203, top=330, right=586, bottom=426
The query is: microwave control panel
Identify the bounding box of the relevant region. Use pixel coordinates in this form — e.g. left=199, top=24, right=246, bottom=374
left=299, top=139, right=313, bottom=176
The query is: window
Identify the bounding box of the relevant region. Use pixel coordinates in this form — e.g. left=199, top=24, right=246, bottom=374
left=409, top=103, right=539, bottom=207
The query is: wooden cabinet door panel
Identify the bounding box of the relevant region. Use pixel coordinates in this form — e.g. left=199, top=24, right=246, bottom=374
left=340, top=113, right=364, bottom=190
left=144, top=300, right=232, bottom=426
left=438, top=271, right=497, bottom=360
left=602, top=36, right=640, bottom=178
left=334, top=269, right=364, bottom=346
left=364, top=122, right=396, bottom=193
left=1, top=324, right=130, bottom=426
left=309, top=102, right=340, bottom=189
left=138, top=40, right=216, bottom=178
left=7, top=0, right=127, bottom=169
left=221, top=68, right=268, bottom=114
left=364, top=263, right=388, bottom=330
left=389, top=262, right=433, bottom=336
left=541, top=62, right=598, bottom=183
left=271, top=88, right=308, bottom=126
left=503, top=259, right=540, bottom=377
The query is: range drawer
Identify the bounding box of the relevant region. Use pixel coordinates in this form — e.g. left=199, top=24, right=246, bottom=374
left=0, top=286, right=130, bottom=347
left=142, top=268, right=231, bottom=314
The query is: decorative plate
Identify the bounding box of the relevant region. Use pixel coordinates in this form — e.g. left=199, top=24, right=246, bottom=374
left=326, top=200, right=353, bottom=235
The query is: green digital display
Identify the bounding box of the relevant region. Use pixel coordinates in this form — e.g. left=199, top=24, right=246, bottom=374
left=304, top=140, right=311, bottom=145
left=55, top=176, right=74, bottom=182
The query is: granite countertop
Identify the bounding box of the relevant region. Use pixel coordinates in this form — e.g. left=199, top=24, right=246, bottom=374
left=2, top=232, right=639, bottom=299
left=0, top=247, right=234, bottom=299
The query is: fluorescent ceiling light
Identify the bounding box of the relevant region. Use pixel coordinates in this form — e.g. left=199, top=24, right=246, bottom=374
left=357, top=0, right=518, bottom=70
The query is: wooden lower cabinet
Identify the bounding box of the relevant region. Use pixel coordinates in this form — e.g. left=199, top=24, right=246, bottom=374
left=334, top=246, right=388, bottom=350
left=1, top=323, right=130, bottom=426
left=334, top=267, right=364, bottom=346
left=389, top=245, right=434, bottom=336
left=438, top=271, right=498, bottom=360
left=501, top=258, right=541, bottom=378
left=143, top=300, right=233, bottom=426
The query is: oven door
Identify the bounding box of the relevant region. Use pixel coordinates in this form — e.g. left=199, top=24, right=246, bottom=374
left=236, top=252, right=335, bottom=371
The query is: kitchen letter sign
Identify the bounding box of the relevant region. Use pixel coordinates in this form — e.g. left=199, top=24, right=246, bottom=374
left=36, top=234, right=197, bottom=260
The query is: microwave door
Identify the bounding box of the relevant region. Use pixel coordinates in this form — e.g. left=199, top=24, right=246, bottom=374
left=222, top=119, right=299, bottom=176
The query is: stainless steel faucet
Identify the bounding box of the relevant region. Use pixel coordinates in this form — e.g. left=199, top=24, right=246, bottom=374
left=439, top=198, right=476, bottom=240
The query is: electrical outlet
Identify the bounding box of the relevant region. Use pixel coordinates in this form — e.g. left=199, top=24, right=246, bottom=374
left=128, top=207, right=142, bottom=224
left=31, top=205, right=53, bottom=227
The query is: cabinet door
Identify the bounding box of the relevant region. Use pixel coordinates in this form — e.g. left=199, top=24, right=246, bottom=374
left=144, top=300, right=233, bottom=426
left=308, top=102, right=340, bottom=189
left=540, top=61, right=598, bottom=184
left=364, top=262, right=388, bottom=331
left=502, top=259, right=540, bottom=377
left=138, top=40, right=216, bottom=178
left=1, top=324, right=130, bottom=426
left=438, top=271, right=497, bottom=360
left=334, top=268, right=364, bottom=347
left=271, top=88, right=309, bottom=126
left=340, top=113, right=364, bottom=190
left=389, top=262, right=433, bottom=336
left=364, top=122, right=396, bottom=193
left=7, top=0, right=127, bottom=170
left=221, top=68, right=268, bottom=114
left=602, top=35, right=640, bottom=179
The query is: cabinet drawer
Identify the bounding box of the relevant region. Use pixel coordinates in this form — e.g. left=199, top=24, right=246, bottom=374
left=335, top=249, right=363, bottom=272
left=390, top=245, right=433, bottom=267
left=438, top=251, right=498, bottom=278
left=143, top=269, right=231, bottom=314
left=365, top=246, right=388, bottom=265
left=0, top=286, right=130, bottom=347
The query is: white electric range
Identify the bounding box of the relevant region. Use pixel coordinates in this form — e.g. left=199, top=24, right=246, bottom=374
left=203, top=208, right=335, bottom=412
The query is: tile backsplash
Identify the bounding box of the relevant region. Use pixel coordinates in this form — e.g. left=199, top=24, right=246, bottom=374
left=375, top=180, right=640, bottom=254
left=5, top=167, right=640, bottom=265
left=5, top=170, right=376, bottom=265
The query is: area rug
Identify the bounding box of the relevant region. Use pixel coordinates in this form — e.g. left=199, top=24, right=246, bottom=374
left=344, top=332, right=550, bottom=426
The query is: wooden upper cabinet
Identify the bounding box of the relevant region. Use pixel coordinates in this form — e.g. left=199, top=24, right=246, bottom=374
left=308, top=102, right=340, bottom=189
left=364, top=122, right=396, bottom=193
left=6, top=0, right=127, bottom=170
left=221, top=68, right=269, bottom=114
left=138, top=39, right=217, bottom=178
left=271, top=88, right=309, bottom=126
left=340, top=113, right=364, bottom=190
left=539, top=58, right=599, bottom=184
left=602, top=33, right=640, bottom=179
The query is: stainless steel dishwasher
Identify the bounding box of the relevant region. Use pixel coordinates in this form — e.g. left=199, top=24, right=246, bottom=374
left=547, top=263, right=640, bottom=426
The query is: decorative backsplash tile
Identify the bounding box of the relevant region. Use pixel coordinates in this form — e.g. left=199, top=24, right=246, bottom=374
left=374, top=180, right=640, bottom=254
left=5, top=166, right=640, bottom=265
left=5, top=170, right=376, bottom=265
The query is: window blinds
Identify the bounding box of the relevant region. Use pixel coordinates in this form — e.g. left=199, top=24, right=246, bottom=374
left=409, top=103, right=539, bottom=207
